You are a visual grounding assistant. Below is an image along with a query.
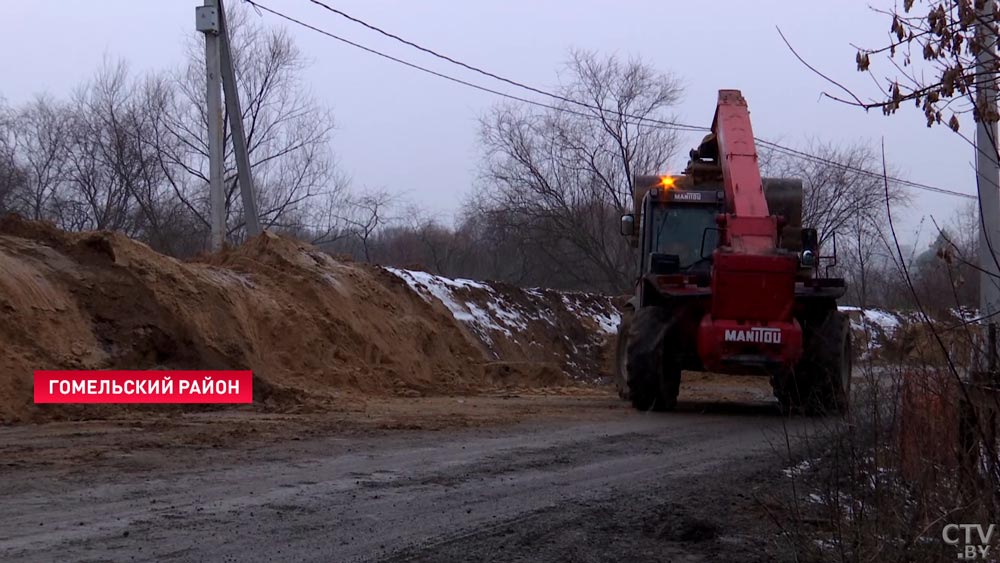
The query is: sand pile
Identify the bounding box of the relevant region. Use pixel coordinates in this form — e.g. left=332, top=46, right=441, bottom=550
left=389, top=269, right=618, bottom=384
left=0, top=217, right=618, bottom=423
left=840, top=306, right=981, bottom=365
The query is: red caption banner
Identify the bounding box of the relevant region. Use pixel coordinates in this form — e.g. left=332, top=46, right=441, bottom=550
left=33, top=371, right=253, bottom=404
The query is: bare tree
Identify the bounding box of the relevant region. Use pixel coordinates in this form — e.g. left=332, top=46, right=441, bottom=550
left=342, top=189, right=393, bottom=263
left=0, top=102, right=26, bottom=214
left=914, top=202, right=982, bottom=310
left=763, top=141, right=907, bottom=244
left=147, top=6, right=341, bottom=245
left=288, top=173, right=354, bottom=246
left=476, top=49, right=683, bottom=293
left=5, top=96, right=70, bottom=221
left=72, top=62, right=175, bottom=236
left=414, top=219, right=463, bottom=276
left=0, top=6, right=347, bottom=257
left=59, top=62, right=138, bottom=233
left=762, top=140, right=909, bottom=307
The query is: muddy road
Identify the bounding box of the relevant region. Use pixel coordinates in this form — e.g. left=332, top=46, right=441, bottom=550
left=0, top=381, right=825, bottom=562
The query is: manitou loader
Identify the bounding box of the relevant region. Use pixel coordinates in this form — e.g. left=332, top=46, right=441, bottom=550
left=615, top=89, right=850, bottom=414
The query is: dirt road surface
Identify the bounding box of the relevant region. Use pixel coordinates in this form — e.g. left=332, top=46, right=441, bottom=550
left=0, top=377, right=823, bottom=562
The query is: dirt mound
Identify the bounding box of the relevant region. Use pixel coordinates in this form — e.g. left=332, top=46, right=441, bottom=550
left=841, top=306, right=981, bottom=365
left=0, top=217, right=617, bottom=423
left=388, top=269, right=618, bottom=380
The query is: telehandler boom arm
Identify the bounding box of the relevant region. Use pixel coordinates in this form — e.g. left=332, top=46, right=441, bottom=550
left=712, top=90, right=779, bottom=254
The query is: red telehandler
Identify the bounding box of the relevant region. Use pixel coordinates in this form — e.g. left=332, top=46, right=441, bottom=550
left=615, top=89, right=850, bottom=414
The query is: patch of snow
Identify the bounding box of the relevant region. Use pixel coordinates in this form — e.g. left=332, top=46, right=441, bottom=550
left=386, top=268, right=621, bottom=354
left=590, top=308, right=621, bottom=334
left=466, top=301, right=510, bottom=337
left=203, top=268, right=255, bottom=289
left=561, top=294, right=620, bottom=335
left=839, top=306, right=901, bottom=334
left=783, top=458, right=814, bottom=478
left=486, top=300, right=528, bottom=332
left=387, top=268, right=525, bottom=344
left=389, top=268, right=485, bottom=323
left=814, top=538, right=838, bottom=551
left=839, top=306, right=904, bottom=355
left=392, top=268, right=489, bottom=291
left=952, top=306, right=979, bottom=323
left=863, top=309, right=901, bottom=333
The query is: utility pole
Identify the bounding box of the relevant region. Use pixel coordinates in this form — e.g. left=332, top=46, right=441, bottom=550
left=217, top=0, right=262, bottom=238
left=977, top=0, right=1000, bottom=374
left=196, top=0, right=225, bottom=251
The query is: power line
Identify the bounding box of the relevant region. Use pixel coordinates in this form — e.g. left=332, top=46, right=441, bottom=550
left=756, top=139, right=976, bottom=199
left=304, top=0, right=707, bottom=133
left=247, top=0, right=977, bottom=200
left=242, top=0, right=700, bottom=131
left=303, top=0, right=976, bottom=200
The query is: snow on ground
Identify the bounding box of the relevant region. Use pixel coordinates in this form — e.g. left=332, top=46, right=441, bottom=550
left=202, top=267, right=255, bottom=290
left=386, top=268, right=618, bottom=346
left=385, top=272, right=955, bottom=361
left=782, top=458, right=815, bottom=478
left=839, top=306, right=901, bottom=335
left=386, top=268, right=513, bottom=344
left=952, top=306, right=979, bottom=323
left=839, top=306, right=904, bottom=355
left=561, top=294, right=620, bottom=335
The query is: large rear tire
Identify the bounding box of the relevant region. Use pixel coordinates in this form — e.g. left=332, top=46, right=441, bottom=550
left=778, top=311, right=851, bottom=415
left=614, top=308, right=633, bottom=400
left=626, top=307, right=681, bottom=412
left=810, top=311, right=852, bottom=414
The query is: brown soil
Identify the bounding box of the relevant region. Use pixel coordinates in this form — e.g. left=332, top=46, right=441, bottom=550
left=0, top=217, right=610, bottom=423
left=0, top=374, right=772, bottom=474
left=0, top=380, right=799, bottom=563
left=402, top=276, right=617, bottom=380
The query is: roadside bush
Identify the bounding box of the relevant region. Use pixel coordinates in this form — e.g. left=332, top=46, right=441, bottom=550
left=776, top=317, right=1000, bottom=563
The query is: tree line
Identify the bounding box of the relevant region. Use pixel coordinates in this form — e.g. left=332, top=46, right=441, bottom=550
left=0, top=8, right=976, bottom=311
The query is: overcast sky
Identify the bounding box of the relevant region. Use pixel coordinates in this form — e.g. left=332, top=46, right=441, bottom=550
left=1, top=1, right=980, bottom=247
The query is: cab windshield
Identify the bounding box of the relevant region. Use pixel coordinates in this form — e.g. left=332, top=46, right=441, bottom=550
left=651, top=204, right=719, bottom=268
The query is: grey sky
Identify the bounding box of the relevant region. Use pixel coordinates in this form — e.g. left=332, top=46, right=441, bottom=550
left=1, top=1, right=976, bottom=246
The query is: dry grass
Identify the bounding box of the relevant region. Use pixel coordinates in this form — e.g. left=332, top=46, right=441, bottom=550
left=775, top=318, right=1000, bottom=563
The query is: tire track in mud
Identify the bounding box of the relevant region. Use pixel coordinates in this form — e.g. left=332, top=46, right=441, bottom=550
left=0, top=408, right=816, bottom=563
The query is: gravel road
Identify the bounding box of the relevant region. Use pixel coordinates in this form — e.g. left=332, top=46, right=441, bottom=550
left=0, top=391, right=821, bottom=562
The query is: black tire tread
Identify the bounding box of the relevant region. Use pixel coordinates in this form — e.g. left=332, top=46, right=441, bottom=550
left=614, top=309, right=633, bottom=400
left=626, top=307, right=680, bottom=412
left=778, top=311, right=851, bottom=415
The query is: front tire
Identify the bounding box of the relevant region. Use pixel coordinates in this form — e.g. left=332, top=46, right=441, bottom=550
left=810, top=311, right=851, bottom=414
left=777, top=311, right=851, bottom=415
left=614, top=308, right=634, bottom=400
left=626, top=307, right=681, bottom=412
